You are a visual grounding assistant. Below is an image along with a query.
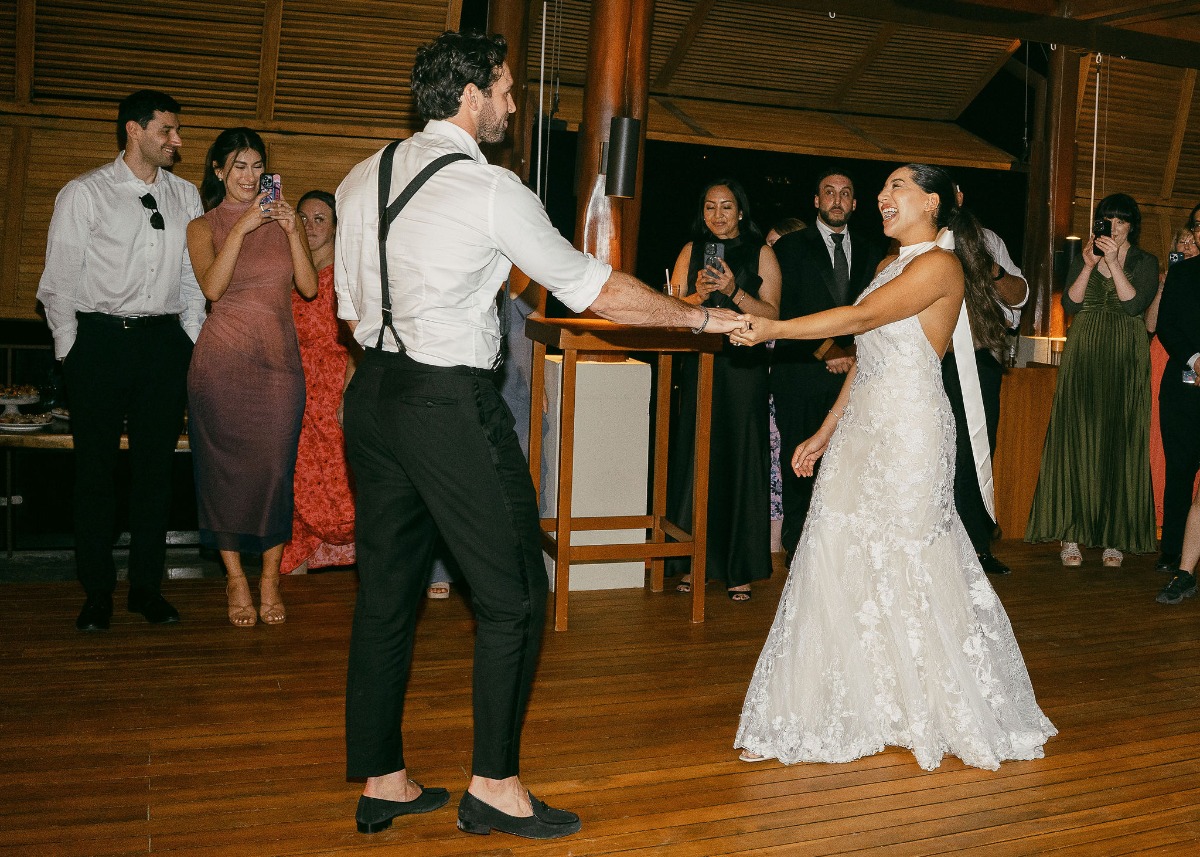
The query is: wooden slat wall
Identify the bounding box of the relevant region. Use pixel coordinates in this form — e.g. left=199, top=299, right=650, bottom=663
left=0, top=0, right=456, bottom=322
left=1072, top=54, right=1200, bottom=265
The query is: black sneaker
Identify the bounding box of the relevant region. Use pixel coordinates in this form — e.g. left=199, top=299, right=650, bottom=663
left=1156, top=553, right=1182, bottom=572
left=1156, top=571, right=1197, bottom=604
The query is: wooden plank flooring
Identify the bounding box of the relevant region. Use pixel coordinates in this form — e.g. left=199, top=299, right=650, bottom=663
left=2, top=541, right=1199, bottom=855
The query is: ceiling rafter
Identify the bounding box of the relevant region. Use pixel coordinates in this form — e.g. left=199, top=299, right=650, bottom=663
left=760, top=0, right=1200, bottom=69
left=652, top=0, right=719, bottom=90
left=1073, top=1, right=1200, bottom=26
left=828, top=23, right=898, bottom=109
left=1160, top=68, right=1196, bottom=201
left=256, top=0, right=283, bottom=121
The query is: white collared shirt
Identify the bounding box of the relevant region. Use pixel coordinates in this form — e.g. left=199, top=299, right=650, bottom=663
left=981, top=227, right=1030, bottom=329
left=36, top=153, right=206, bottom=359
left=335, top=120, right=610, bottom=368
left=815, top=217, right=851, bottom=273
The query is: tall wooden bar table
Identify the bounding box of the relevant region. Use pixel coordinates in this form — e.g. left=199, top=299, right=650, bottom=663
left=525, top=316, right=724, bottom=630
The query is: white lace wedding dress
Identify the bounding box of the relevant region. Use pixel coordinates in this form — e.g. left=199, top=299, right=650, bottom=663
left=736, top=240, right=1057, bottom=771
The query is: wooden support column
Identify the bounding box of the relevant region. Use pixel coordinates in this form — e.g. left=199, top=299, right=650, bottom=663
left=574, top=0, right=653, bottom=270
left=1023, top=45, right=1080, bottom=337
left=488, top=0, right=532, bottom=179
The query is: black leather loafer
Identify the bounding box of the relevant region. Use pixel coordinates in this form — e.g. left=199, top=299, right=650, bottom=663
left=127, top=592, right=180, bottom=625
left=457, top=790, right=581, bottom=839
left=355, top=786, right=450, bottom=834
left=978, top=553, right=1011, bottom=575
left=1156, top=553, right=1182, bottom=572
left=76, top=593, right=113, bottom=631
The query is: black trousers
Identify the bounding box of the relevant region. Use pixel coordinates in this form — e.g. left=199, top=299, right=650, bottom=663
left=1158, top=375, right=1200, bottom=556
left=771, top=361, right=844, bottom=556
left=62, top=316, right=192, bottom=597
left=343, top=349, right=547, bottom=781
left=941, top=349, right=1003, bottom=552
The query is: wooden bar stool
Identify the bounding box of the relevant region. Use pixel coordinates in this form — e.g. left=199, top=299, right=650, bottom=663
left=525, top=316, right=724, bottom=630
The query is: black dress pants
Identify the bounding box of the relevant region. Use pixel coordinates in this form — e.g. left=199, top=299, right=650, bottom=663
left=771, top=361, right=844, bottom=556
left=941, top=349, right=1002, bottom=552
left=343, top=349, right=547, bottom=781
left=1158, top=376, right=1200, bottom=556
left=63, top=316, right=192, bottom=598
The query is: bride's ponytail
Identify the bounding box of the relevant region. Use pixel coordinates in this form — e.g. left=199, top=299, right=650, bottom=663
left=904, top=164, right=1006, bottom=353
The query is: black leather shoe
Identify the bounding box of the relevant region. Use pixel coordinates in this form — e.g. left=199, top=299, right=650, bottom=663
left=76, top=593, right=113, bottom=631
left=127, top=591, right=180, bottom=624
left=355, top=785, right=450, bottom=834
left=1156, top=553, right=1182, bottom=573
left=457, top=790, right=581, bottom=839
left=978, top=552, right=1011, bottom=575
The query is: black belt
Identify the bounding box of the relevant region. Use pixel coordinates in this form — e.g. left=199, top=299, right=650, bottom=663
left=77, top=311, right=179, bottom=330
left=364, top=346, right=496, bottom=380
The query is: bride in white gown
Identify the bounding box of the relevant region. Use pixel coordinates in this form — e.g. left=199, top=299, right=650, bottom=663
left=728, top=164, right=1056, bottom=771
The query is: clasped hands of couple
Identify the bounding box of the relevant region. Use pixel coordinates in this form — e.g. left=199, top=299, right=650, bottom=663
left=702, top=309, right=776, bottom=347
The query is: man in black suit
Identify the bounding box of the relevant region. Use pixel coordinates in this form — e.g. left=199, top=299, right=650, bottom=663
left=1153, top=203, right=1200, bottom=599
left=771, top=167, right=886, bottom=558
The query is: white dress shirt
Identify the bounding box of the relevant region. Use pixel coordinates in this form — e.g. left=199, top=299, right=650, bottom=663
left=335, top=120, right=610, bottom=368
left=36, top=154, right=206, bottom=359
left=981, top=227, right=1029, bottom=329
left=815, top=217, right=851, bottom=273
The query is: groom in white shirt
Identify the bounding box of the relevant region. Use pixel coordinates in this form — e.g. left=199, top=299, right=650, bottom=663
left=335, top=30, right=739, bottom=841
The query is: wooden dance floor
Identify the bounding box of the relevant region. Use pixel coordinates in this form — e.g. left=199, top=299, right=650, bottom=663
left=2, top=541, right=1199, bottom=855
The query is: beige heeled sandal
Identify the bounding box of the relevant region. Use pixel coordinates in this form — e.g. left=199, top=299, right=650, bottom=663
left=1060, top=542, right=1082, bottom=567
left=1102, top=548, right=1124, bottom=567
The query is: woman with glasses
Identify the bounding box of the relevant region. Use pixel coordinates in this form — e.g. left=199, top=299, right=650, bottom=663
left=186, top=128, right=317, bottom=626
left=1026, top=193, right=1159, bottom=567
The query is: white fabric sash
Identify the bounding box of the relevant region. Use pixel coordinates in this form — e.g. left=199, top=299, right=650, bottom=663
left=937, top=230, right=996, bottom=519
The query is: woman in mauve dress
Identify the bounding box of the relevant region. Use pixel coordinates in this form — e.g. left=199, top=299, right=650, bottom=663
left=186, top=128, right=317, bottom=627
left=281, top=190, right=358, bottom=575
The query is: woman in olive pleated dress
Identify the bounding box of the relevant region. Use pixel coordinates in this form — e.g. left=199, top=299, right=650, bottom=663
left=1026, top=193, right=1159, bottom=566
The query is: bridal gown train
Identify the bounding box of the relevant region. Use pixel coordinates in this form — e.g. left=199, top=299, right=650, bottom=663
left=736, top=240, right=1056, bottom=771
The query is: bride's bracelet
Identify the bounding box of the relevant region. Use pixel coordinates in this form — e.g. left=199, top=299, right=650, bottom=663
left=828, top=408, right=844, bottom=419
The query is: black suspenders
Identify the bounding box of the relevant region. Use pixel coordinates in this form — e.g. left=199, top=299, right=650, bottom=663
left=374, top=143, right=471, bottom=351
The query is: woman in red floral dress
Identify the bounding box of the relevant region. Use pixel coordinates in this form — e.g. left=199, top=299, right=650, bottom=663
left=282, top=190, right=357, bottom=573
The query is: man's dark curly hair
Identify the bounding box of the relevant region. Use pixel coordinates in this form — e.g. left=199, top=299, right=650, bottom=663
left=411, top=31, right=508, bottom=122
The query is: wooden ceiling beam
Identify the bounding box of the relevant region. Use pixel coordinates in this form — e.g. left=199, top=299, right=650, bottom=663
left=651, top=0, right=718, bottom=90
left=1072, top=1, right=1200, bottom=26
left=15, top=0, right=35, bottom=105
left=1160, top=68, right=1196, bottom=202
left=256, top=0, right=283, bottom=122
left=828, top=23, right=897, bottom=108
left=950, top=37, right=1022, bottom=119
left=759, top=0, right=1200, bottom=69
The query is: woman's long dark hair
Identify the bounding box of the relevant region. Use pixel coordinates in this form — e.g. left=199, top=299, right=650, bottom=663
left=200, top=127, right=267, bottom=211
left=905, top=163, right=1006, bottom=352
left=690, top=177, right=762, bottom=242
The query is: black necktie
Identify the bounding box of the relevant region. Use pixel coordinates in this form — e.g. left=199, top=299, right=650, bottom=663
left=831, top=232, right=850, bottom=305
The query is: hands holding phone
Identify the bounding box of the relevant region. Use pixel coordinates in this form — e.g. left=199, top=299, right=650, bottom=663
left=253, top=173, right=300, bottom=236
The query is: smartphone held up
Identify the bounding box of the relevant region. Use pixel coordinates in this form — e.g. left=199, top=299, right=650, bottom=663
left=703, top=241, right=725, bottom=272
left=258, top=172, right=281, bottom=204
left=1092, top=218, right=1111, bottom=256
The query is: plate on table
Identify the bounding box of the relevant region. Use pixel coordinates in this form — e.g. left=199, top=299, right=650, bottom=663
left=50, top=407, right=70, bottom=421
left=0, top=413, right=53, bottom=431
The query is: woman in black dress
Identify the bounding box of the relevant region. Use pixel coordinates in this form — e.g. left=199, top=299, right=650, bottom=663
left=666, top=178, right=781, bottom=600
